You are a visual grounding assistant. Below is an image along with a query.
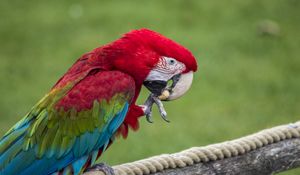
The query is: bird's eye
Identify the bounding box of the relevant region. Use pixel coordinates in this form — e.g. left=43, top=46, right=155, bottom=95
left=168, top=59, right=176, bottom=65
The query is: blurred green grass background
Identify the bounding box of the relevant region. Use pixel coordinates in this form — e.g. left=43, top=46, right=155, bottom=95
left=0, top=0, right=300, bottom=174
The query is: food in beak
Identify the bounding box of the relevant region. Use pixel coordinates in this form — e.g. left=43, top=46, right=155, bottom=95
left=158, top=90, right=170, bottom=101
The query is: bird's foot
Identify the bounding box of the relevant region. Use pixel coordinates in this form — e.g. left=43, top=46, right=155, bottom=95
left=141, top=93, right=169, bottom=123
left=85, top=163, right=115, bottom=175
left=152, top=96, right=169, bottom=122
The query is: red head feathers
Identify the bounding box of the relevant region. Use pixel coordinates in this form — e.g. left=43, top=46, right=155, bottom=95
left=91, top=29, right=198, bottom=85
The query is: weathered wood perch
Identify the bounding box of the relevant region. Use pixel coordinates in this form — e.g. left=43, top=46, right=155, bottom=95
left=152, top=138, right=300, bottom=175
left=85, top=121, right=300, bottom=175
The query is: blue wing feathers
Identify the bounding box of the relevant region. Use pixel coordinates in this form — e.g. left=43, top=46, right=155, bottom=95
left=108, top=103, right=129, bottom=134
left=0, top=102, right=129, bottom=175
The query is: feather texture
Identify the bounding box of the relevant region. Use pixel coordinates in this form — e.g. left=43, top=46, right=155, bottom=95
left=0, top=28, right=198, bottom=175
left=0, top=70, right=135, bottom=175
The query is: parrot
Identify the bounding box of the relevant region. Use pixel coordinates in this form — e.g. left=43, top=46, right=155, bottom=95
left=0, top=29, right=198, bottom=175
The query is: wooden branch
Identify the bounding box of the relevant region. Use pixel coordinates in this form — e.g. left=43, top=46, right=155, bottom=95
left=152, top=138, right=300, bottom=175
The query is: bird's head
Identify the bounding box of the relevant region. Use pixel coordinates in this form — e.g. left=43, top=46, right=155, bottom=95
left=108, top=29, right=198, bottom=101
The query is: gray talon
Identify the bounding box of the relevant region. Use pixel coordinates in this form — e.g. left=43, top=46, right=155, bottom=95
left=160, top=111, right=169, bottom=123
left=153, top=96, right=169, bottom=122
left=143, top=93, right=169, bottom=123
left=146, top=113, right=153, bottom=123
left=144, top=94, right=155, bottom=123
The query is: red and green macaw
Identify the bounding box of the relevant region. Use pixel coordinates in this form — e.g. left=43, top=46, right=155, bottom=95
left=0, top=29, right=198, bottom=175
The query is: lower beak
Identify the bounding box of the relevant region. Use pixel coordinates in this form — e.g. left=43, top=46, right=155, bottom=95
left=143, top=71, right=194, bottom=101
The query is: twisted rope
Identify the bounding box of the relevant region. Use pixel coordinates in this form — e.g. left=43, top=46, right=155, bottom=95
left=85, top=121, right=300, bottom=175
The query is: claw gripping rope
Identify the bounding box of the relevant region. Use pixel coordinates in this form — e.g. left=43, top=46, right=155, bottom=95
left=85, top=121, right=300, bottom=175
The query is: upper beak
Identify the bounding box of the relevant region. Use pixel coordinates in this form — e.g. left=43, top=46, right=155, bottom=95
left=164, top=71, right=194, bottom=101
left=143, top=71, right=194, bottom=101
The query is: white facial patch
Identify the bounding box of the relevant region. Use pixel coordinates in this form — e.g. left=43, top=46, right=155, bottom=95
left=146, top=56, right=186, bottom=81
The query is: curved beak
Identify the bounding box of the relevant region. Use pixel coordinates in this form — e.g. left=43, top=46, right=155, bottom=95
left=164, top=71, right=194, bottom=101
left=142, top=71, right=194, bottom=123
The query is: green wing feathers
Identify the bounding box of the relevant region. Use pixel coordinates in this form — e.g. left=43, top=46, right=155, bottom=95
left=1, top=92, right=129, bottom=160
left=1, top=70, right=135, bottom=174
